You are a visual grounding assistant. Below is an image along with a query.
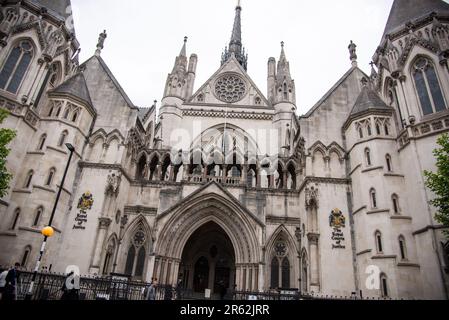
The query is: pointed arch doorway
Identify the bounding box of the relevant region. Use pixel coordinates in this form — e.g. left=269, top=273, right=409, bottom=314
left=179, top=222, right=236, bottom=295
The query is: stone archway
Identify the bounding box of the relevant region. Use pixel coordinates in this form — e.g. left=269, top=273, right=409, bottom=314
left=153, top=190, right=261, bottom=291
left=179, top=222, right=236, bottom=295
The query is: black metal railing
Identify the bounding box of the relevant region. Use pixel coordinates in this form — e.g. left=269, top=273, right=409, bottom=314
left=11, top=271, right=398, bottom=301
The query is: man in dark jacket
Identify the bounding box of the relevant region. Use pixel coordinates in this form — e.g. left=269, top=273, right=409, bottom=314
left=2, top=263, right=20, bottom=300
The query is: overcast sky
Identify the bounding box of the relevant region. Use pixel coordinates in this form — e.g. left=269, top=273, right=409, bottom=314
left=70, top=0, right=417, bottom=115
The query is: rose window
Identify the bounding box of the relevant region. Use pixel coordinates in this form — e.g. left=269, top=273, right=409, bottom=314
left=214, top=74, right=247, bottom=103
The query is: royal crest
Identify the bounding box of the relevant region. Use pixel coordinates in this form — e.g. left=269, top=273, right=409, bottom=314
left=329, top=208, right=345, bottom=229
left=77, top=191, right=94, bottom=211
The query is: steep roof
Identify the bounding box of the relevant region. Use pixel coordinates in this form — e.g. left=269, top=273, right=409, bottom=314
left=382, top=0, right=449, bottom=39
left=302, top=66, right=368, bottom=118
left=50, top=72, right=93, bottom=107
left=349, top=85, right=392, bottom=117
left=80, top=55, right=136, bottom=110
left=30, top=0, right=72, bottom=19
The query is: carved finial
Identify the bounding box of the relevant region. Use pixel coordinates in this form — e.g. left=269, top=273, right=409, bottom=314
left=237, top=0, right=241, bottom=9
left=348, top=40, right=357, bottom=67
left=95, top=30, right=107, bottom=56
left=281, top=41, right=284, bottom=48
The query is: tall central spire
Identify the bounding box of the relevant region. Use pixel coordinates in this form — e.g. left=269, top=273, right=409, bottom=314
left=221, top=1, right=248, bottom=70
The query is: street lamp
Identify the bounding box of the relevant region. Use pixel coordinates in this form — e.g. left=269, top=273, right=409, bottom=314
left=25, top=143, right=75, bottom=300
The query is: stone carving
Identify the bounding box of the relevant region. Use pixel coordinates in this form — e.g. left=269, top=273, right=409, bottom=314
left=329, top=208, right=346, bottom=249
left=305, top=186, right=318, bottom=208
left=106, top=170, right=122, bottom=196
left=73, top=192, right=94, bottom=230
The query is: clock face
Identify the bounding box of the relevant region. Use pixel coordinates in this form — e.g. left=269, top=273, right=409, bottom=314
left=275, top=241, right=287, bottom=257
left=214, top=73, right=247, bottom=103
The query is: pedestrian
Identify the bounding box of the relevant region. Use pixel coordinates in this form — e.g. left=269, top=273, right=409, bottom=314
left=164, top=283, right=173, bottom=300
left=219, top=281, right=227, bottom=300
left=60, top=271, right=79, bottom=300
left=2, top=263, right=20, bottom=300
left=176, top=279, right=183, bottom=300
left=0, top=267, right=8, bottom=299
left=146, top=280, right=156, bottom=301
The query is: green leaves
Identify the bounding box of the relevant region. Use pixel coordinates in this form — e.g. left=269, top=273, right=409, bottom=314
left=0, top=108, right=16, bottom=198
left=424, top=134, right=449, bottom=237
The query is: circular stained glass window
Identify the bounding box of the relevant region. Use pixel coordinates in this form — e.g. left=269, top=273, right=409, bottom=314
left=214, top=73, right=247, bottom=103
left=133, top=230, right=146, bottom=246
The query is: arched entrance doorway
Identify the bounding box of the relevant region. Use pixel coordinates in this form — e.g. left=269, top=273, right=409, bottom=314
left=179, top=222, right=236, bottom=295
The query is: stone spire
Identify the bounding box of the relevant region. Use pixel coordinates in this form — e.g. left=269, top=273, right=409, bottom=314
left=95, top=30, right=107, bottom=56
left=180, top=36, right=188, bottom=57
left=274, top=42, right=296, bottom=105
left=348, top=40, right=358, bottom=67
left=221, top=0, right=248, bottom=70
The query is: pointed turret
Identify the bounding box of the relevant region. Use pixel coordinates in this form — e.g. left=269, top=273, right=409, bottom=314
left=348, top=79, right=392, bottom=119
left=382, top=0, right=449, bottom=39
left=163, top=37, right=196, bottom=100
left=221, top=1, right=248, bottom=70
left=274, top=42, right=296, bottom=105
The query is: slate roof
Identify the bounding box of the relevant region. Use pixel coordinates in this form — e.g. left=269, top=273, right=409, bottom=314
left=29, top=0, right=72, bottom=20
left=382, top=0, right=449, bottom=39
left=50, top=72, right=93, bottom=107
left=349, top=85, right=392, bottom=117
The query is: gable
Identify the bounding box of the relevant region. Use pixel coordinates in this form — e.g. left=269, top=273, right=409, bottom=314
left=187, top=56, right=271, bottom=108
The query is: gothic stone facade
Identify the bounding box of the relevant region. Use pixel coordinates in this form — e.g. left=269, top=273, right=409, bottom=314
left=0, top=0, right=449, bottom=299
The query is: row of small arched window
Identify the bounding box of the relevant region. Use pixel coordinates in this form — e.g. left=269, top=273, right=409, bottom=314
left=9, top=206, right=45, bottom=231
left=364, top=150, right=394, bottom=172
left=369, top=189, right=402, bottom=214
left=47, top=104, right=80, bottom=123
left=36, top=130, right=69, bottom=152
left=22, top=167, right=57, bottom=190
left=357, top=120, right=391, bottom=140
left=375, top=231, right=408, bottom=262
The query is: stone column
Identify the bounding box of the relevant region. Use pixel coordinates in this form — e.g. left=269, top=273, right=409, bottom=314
left=241, top=164, right=248, bottom=185
left=89, top=217, right=112, bottom=274
left=308, top=233, right=320, bottom=292
left=258, top=263, right=264, bottom=292
left=235, top=265, right=242, bottom=291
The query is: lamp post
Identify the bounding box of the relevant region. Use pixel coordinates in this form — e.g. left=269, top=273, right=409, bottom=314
left=25, top=143, right=75, bottom=300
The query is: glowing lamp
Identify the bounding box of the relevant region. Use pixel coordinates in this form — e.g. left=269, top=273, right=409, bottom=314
left=41, top=226, right=55, bottom=237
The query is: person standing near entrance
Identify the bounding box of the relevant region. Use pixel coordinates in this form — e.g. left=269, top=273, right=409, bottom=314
left=2, top=263, right=20, bottom=300
left=146, top=279, right=157, bottom=301
left=0, top=267, right=8, bottom=299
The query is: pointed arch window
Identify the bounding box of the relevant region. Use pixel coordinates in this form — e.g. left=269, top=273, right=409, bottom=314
left=375, top=230, right=383, bottom=254
left=10, top=208, right=20, bottom=230
left=37, top=134, right=47, bottom=151
left=0, top=40, right=34, bottom=94
left=370, top=188, right=377, bottom=209
left=124, top=227, right=147, bottom=278
left=358, top=126, right=364, bottom=139
left=380, top=273, right=388, bottom=297
left=58, top=130, right=68, bottom=147
left=281, top=257, right=290, bottom=288
left=392, top=194, right=400, bottom=214
left=46, top=168, right=56, bottom=186
left=271, top=240, right=290, bottom=289
left=412, top=57, right=447, bottom=116
left=367, top=124, right=372, bottom=136
left=399, top=236, right=407, bottom=261
left=33, top=207, right=43, bottom=227
left=365, top=148, right=372, bottom=166
left=385, top=154, right=392, bottom=172
left=63, top=108, right=70, bottom=119
left=270, top=257, right=279, bottom=289
left=21, top=246, right=31, bottom=268
left=24, top=170, right=34, bottom=189
left=72, top=110, right=79, bottom=123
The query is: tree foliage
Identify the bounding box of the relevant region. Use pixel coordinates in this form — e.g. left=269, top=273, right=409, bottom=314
left=0, top=108, right=16, bottom=198
left=424, top=134, right=449, bottom=237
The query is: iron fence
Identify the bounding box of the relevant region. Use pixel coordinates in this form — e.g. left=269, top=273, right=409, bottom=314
left=10, top=271, right=397, bottom=301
